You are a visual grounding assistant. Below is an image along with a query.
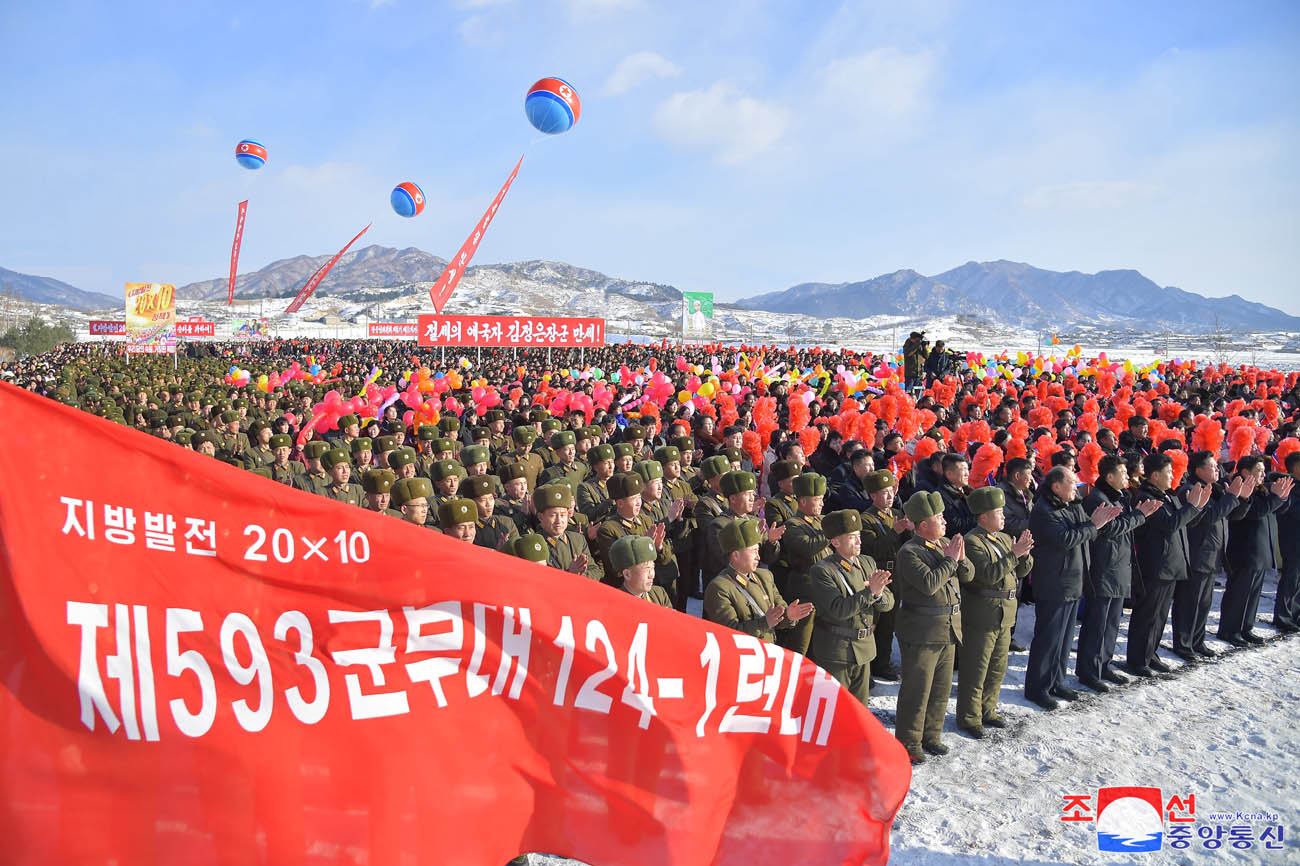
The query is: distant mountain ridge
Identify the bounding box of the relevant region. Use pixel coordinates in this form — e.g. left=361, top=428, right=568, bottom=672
left=174, top=245, right=450, bottom=301
left=0, top=266, right=120, bottom=311
left=735, top=260, right=1300, bottom=332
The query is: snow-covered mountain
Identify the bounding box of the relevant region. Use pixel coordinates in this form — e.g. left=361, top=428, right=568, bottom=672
left=0, top=266, right=120, bottom=311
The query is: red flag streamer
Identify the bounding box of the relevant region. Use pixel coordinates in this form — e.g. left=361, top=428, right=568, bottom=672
left=284, top=223, right=371, bottom=314
left=0, top=381, right=912, bottom=866
left=227, top=199, right=248, bottom=305
left=429, top=156, right=523, bottom=313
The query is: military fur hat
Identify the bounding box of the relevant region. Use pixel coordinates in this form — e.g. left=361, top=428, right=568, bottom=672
left=463, top=475, right=498, bottom=499
left=220, top=409, right=240, bottom=424
left=337, top=413, right=359, bottom=429
left=438, top=416, right=461, bottom=433
left=634, top=460, right=664, bottom=482
left=470, top=425, right=490, bottom=441
left=350, top=437, right=373, bottom=454
left=270, top=433, right=292, bottom=449
left=247, top=418, right=269, bottom=435
left=362, top=469, right=398, bottom=494
left=610, top=535, right=656, bottom=572
left=383, top=420, right=405, bottom=435
left=461, top=445, right=490, bottom=465
left=968, top=485, right=1006, bottom=515
left=613, top=442, right=635, bottom=459
left=719, top=517, right=762, bottom=554
left=903, top=490, right=946, bottom=524
left=793, top=472, right=828, bottom=497
left=720, top=470, right=757, bottom=496
left=512, top=426, right=538, bottom=444
left=576, top=426, right=598, bottom=442
left=822, top=509, right=862, bottom=539
left=609, top=472, right=645, bottom=500
left=769, top=460, right=801, bottom=484
left=391, top=477, right=433, bottom=507
left=375, top=435, right=398, bottom=452
left=722, top=446, right=744, bottom=465
left=433, top=436, right=457, bottom=453
left=388, top=447, right=417, bottom=469
left=533, top=483, right=574, bottom=511
left=672, top=435, right=696, bottom=452
left=500, top=462, right=529, bottom=482
left=416, top=426, right=439, bottom=441
left=865, top=470, right=897, bottom=493
left=321, top=448, right=351, bottom=470
left=701, top=454, right=731, bottom=480
left=508, top=533, right=549, bottom=563
left=430, top=458, right=463, bottom=481
left=550, top=430, right=576, bottom=449
left=304, top=440, right=330, bottom=460
left=528, top=407, right=549, bottom=422
left=233, top=398, right=249, bottom=409
left=624, top=424, right=647, bottom=440
left=589, top=443, right=615, bottom=462
left=485, top=409, right=506, bottom=423
left=540, top=418, right=563, bottom=434
left=174, top=430, right=194, bottom=446
left=654, top=445, right=681, bottom=465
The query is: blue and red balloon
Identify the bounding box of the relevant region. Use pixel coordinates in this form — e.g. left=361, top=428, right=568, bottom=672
left=390, top=181, right=426, bottom=218
left=525, top=78, right=581, bottom=134
left=234, top=139, right=267, bottom=170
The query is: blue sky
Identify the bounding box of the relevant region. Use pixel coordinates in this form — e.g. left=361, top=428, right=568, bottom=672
left=2, top=0, right=1298, bottom=311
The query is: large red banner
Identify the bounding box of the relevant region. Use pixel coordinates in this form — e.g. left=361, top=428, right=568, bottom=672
left=89, top=320, right=126, bottom=336
left=228, top=200, right=247, bottom=305
left=417, top=314, right=605, bottom=348
left=368, top=322, right=419, bottom=338
left=0, top=382, right=910, bottom=866
left=284, top=224, right=371, bottom=314
left=176, top=319, right=216, bottom=338
left=428, top=156, right=523, bottom=313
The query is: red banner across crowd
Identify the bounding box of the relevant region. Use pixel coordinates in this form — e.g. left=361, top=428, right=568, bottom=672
left=428, top=156, right=523, bottom=313
left=285, top=224, right=371, bottom=314
left=417, top=314, right=605, bottom=348
left=228, top=200, right=247, bottom=306
left=0, top=382, right=910, bottom=865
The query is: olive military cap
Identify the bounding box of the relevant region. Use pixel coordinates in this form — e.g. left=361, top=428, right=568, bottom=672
left=463, top=475, right=499, bottom=499
left=485, top=409, right=506, bottom=423
left=793, top=473, right=828, bottom=497
left=576, top=426, right=599, bottom=442
left=610, top=535, right=656, bottom=572
left=374, top=435, right=398, bottom=453
left=438, top=416, right=461, bottom=433
left=968, top=485, right=1006, bottom=515
left=304, top=440, right=331, bottom=460
left=174, top=430, right=194, bottom=446
left=624, top=424, right=647, bottom=440
left=461, top=445, right=490, bottom=465
left=550, top=430, right=576, bottom=449
left=220, top=409, right=240, bottom=424
left=722, top=446, right=744, bottom=465
left=430, top=458, right=463, bottom=481
left=391, top=477, right=434, bottom=506
left=437, top=498, right=478, bottom=527
left=337, top=413, right=359, bottom=429
left=608, top=472, right=645, bottom=500
left=700, top=454, right=731, bottom=480
left=500, top=462, right=529, bottom=482
left=864, top=470, right=897, bottom=493
left=720, top=470, right=757, bottom=496
left=613, top=443, right=635, bottom=459
left=269, top=433, right=292, bottom=449
left=719, top=517, right=762, bottom=554
left=634, top=459, right=663, bottom=482
left=417, top=425, right=439, bottom=441
left=653, top=445, right=681, bottom=464
left=540, top=418, right=563, bottom=434
left=903, top=490, right=946, bottom=524
left=528, top=408, right=549, bottom=422
left=508, top=533, right=549, bottom=563
left=822, top=509, right=862, bottom=539
left=533, top=484, right=574, bottom=511
left=386, top=446, right=417, bottom=468
left=589, top=443, right=615, bottom=462
left=512, top=426, right=538, bottom=445
left=350, top=437, right=373, bottom=454
left=362, top=469, right=398, bottom=494
left=470, top=425, right=491, bottom=440
left=769, top=460, right=802, bottom=484
left=433, top=437, right=457, bottom=453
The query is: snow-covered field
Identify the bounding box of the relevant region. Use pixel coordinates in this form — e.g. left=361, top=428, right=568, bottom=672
left=529, top=572, right=1298, bottom=865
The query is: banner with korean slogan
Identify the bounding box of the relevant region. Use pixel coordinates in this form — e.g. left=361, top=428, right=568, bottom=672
left=123, top=282, right=177, bottom=355
left=682, top=291, right=713, bottom=342
left=0, top=382, right=911, bottom=866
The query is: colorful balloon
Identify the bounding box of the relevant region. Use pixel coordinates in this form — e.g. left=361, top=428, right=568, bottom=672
left=235, top=139, right=267, bottom=170
left=524, top=77, right=581, bottom=134
left=390, top=181, right=425, bottom=218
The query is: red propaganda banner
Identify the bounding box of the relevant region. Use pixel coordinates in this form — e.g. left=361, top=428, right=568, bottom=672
left=176, top=318, right=216, bottom=338
left=368, top=322, right=418, bottom=338
left=428, top=156, right=523, bottom=313
left=0, top=382, right=910, bottom=866
left=285, top=224, right=371, bottom=314
left=88, top=320, right=126, bottom=336
left=228, top=200, right=247, bottom=305
left=417, top=314, right=605, bottom=348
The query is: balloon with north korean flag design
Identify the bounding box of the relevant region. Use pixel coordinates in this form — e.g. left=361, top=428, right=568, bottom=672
left=524, top=77, right=581, bottom=134
left=234, top=139, right=267, bottom=170
left=390, top=181, right=426, bottom=218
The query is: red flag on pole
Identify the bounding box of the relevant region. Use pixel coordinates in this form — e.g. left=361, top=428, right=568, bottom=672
left=0, top=382, right=911, bottom=866
left=429, top=156, right=523, bottom=313
left=284, top=224, right=371, bottom=314
left=227, top=200, right=248, bottom=305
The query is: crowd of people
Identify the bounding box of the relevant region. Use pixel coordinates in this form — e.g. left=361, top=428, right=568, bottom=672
left=6, top=335, right=1300, bottom=767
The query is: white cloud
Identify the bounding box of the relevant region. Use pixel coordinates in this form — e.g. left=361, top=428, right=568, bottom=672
left=1021, top=180, right=1160, bottom=211
left=820, top=46, right=937, bottom=119
left=654, top=83, right=790, bottom=165
left=603, top=51, right=682, bottom=96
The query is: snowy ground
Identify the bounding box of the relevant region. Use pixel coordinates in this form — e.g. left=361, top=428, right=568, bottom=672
left=528, top=572, right=1298, bottom=865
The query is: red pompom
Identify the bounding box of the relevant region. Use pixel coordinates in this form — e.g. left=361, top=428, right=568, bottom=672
left=970, top=443, right=1003, bottom=487
left=799, top=426, right=821, bottom=457
left=1077, top=441, right=1104, bottom=485
left=1229, top=425, right=1257, bottom=463
left=1274, top=437, right=1300, bottom=473
left=1168, top=449, right=1189, bottom=489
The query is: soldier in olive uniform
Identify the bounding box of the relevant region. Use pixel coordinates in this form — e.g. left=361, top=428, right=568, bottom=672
left=217, top=409, right=250, bottom=456
left=438, top=498, right=478, bottom=542
left=242, top=420, right=275, bottom=470
left=267, top=433, right=303, bottom=486
left=465, top=475, right=519, bottom=552
left=334, top=413, right=361, bottom=451
left=320, top=448, right=364, bottom=507
left=958, top=486, right=1035, bottom=737
left=496, top=463, right=533, bottom=533
left=779, top=472, right=831, bottom=656
left=460, top=445, right=492, bottom=479
left=535, top=419, right=563, bottom=468
left=701, top=470, right=786, bottom=590
left=674, top=435, right=700, bottom=487
left=392, top=477, right=434, bottom=527
left=611, top=535, right=674, bottom=608
left=485, top=409, right=510, bottom=453
left=294, top=441, right=333, bottom=495
left=704, top=518, right=813, bottom=642
left=595, top=472, right=668, bottom=585
left=388, top=446, right=420, bottom=480
left=350, top=436, right=374, bottom=472
left=362, top=468, right=403, bottom=517
left=498, top=426, right=545, bottom=492
left=893, top=490, right=975, bottom=764
left=764, top=460, right=802, bottom=525
left=505, top=533, right=551, bottom=566
left=541, top=431, right=587, bottom=489
left=860, top=470, right=913, bottom=682
left=429, top=459, right=465, bottom=527
left=635, top=459, right=687, bottom=604
left=806, top=509, right=895, bottom=703
left=534, top=484, right=604, bottom=581
left=612, top=442, right=637, bottom=475
left=657, top=445, right=699, bottom=610
left=411, top=427, right=438, bottom=473
left=578, top=443, right=617, bottom=524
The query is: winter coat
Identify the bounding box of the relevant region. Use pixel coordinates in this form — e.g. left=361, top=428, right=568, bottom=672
left=1132, top=482, right=1200, bottom=584
left=1027, top=490, right=1098, bottom=603
left=1082, top=482, right=1148, bottom=598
